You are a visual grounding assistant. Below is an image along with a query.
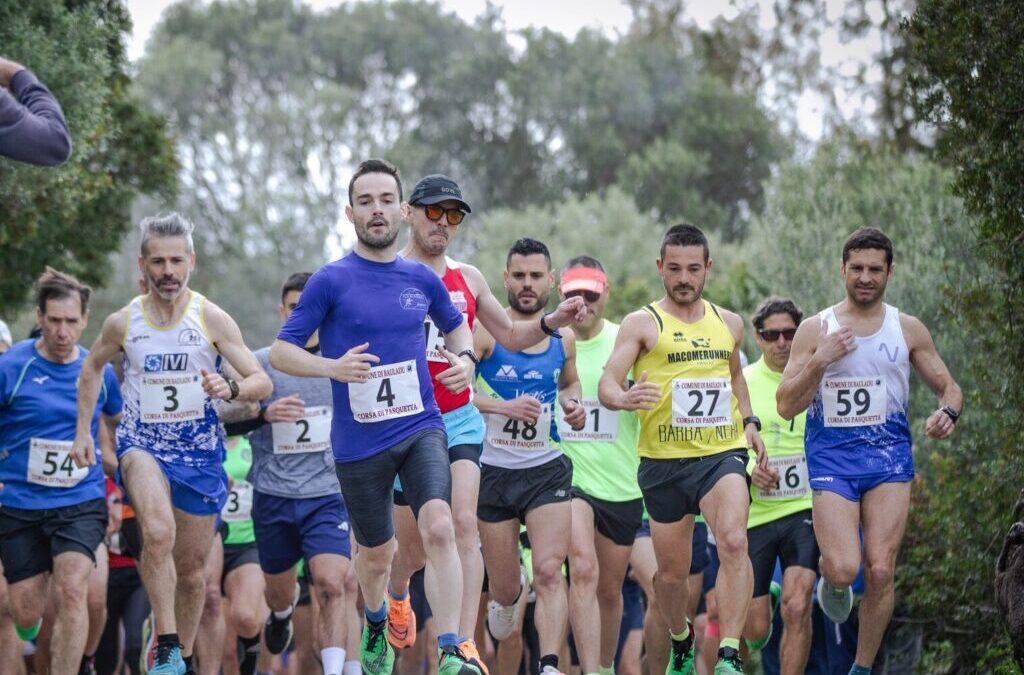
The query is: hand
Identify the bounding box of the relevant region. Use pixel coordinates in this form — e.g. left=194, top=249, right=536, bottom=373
left=545, top=296, right=587, bottom=329
left=330, top=342, right=380, bottom=383
left=435, top=346, right=473, bottom=395
left=617, top=371, right=662, bottom=411
left=70, top=434, right=96, bottom=469
left=265, top=394, right=306, bottom=423
left=503, top=395, right=542, bottom=424
left=0, top=58, right=25, bottom=89
left=814, top=321, right=856, bottom=365
left=200, top=368, right=232, bottom=400
left=746, top=425, right=768, bottom=470
left=106, top=499, right=123, bottom=536
left=924, top=407, right=956, bottom=439
left=561, top=397, right=586, bottom=430
left=751, top=464, right=781, bottom=491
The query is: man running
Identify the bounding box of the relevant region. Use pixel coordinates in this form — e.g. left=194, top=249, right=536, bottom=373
left=599, top=223, right=767, bottom=675
left=387, top=175, right=584, bottom=663
left=777, top=227, right=962, bottom=675
left=223, top=271, right=358, bottom=675
left=741, top=298, right=816, bottom=674
left=0, top=268, right=122, bottom=675
left=73, top=213, right=272, bottom=675
left=269, top=159, right=482, bottom=675
left=556, top=256, right=643, bottom=675
left=474, top=237, right=586, bottom=675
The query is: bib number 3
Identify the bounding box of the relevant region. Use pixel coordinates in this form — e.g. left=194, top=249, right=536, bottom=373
left=672, top=378, right=733, bottom=427
left=140, top=374, right=205, bottom=423
left=349, top=360, right=424, bottom=423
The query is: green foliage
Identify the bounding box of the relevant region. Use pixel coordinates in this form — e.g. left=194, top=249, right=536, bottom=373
left=0, top=0, right=177, bottom=317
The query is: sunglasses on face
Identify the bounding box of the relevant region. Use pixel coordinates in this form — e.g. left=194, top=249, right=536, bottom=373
left=757, top=328, right=797, bottom=342
left=565, top=290, right=601, bottom=303
left=421, top=204, right=467, bottom=226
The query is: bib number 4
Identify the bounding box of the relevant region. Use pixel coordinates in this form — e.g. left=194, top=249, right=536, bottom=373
left=349, top=360, right=424, bottom=423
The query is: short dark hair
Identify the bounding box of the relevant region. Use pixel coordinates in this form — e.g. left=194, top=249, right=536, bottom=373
left=660, top=223, right=709, bottom=261
left=507, top=238, right=551, bottom=268
left=37, top=267, right=91, bottom=315
left=842, top=227, right=893, bottom=266
left=562, top=255, right=604, bottom=274
left=751, top=297, right=803, bottom=332
left=348, top=158, right=402, bottom=205
left=281, top=272, right=312, bottom=302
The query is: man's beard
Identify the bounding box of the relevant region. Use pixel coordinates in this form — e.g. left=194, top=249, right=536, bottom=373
left=357, top=217, right=399, bottom=250
left=147, top=271, right=190, bottom=301
left=508, top=289, right=549, bottom=315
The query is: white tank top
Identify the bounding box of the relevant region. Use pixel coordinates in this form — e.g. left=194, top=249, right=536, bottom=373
left=117, top=291, right=225, bottom=466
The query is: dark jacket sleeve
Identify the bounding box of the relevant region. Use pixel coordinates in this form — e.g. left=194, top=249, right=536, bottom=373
left=0, top=69, right=72, bottom=167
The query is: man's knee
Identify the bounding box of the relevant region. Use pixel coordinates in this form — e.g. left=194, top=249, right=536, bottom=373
left=780, top=590, right=811, bottom=625
left=315, top=570, right=346, bottom=606
left=569, top=549, right=598, bottom=589
left=141, top=518, right=175, bottom=556
left=822, top=556, right=860, bottom=587
left=864, top=558, right=896, bottom=590
left=452, top=506, right=478, bottom=547
left=533, top=555, right=566, bottom=593
left=596, top=576, right=623, bottom=606
left=231, top=601, right=265, bottom=638
left=714, top=527, right=748, bottom=562
left=420, top=509, right=456, bottom=552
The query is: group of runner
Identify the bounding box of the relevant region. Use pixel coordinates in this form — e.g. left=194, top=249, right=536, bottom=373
left=0, top=158, right=962, bottom=675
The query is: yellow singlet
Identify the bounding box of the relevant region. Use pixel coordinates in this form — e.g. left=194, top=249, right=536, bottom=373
left=635, top=300, right=744, bottom=459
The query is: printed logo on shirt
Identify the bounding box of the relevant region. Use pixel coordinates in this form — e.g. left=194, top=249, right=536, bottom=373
left=673, top=331, right=686, bottom=342
left=399, top=288, right=429, bottom=311
left=523, top=370, right=543, bottom=380
left=495, top=365, right=518, bottom=381
left=690, top=336, right=711, bottom=349
left=32, top=376, right=50, bottom=385
left=144, top=353, right=189, bottom=372
left=129, top=334, right=151, bottom=344
left=178, top=328, right=203, bottom=346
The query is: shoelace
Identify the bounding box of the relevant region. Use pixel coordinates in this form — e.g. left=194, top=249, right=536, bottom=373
left=154, top=641, right=175, bottom=665
left=671, top=639, right=689, bottom=669
left=366, top=623, right=384, bottom=650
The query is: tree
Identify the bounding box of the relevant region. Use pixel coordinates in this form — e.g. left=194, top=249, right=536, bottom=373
left=0, top=0, right=177, bottom=316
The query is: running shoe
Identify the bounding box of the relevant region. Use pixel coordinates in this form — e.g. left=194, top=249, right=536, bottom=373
left=745, top=580, right=782, bottom=651
left=386, top=591, right=417, bottom=649
left=78, top=655, right=97, bottom=675
left=816, top=576, right=853, bottom=623
left=458, top=638, right=489, bottom=675
left=14, top=618, right=42, bottom=641
left=438, top=644, right=484, bottom=675
left=540, top=666, right=566, bottom=675
left=713, top=646, right=744, bottom=674
left=666, top=621, right=695, bottom=675
left=361, top=621, right=395, bottom=675
left=149, top=641, right=186, bottom=675
left=264, top=583, right=299, bottom=654
left=487, top=566, right=526, bottom=640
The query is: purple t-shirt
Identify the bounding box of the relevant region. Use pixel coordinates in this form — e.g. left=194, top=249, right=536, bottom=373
left=0, top=69, right=72, bottom=166
left=277, top=251, right=463, bottom=462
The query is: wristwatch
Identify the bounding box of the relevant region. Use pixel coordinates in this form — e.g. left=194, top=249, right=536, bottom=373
left=226, top=378, right=240, bottom=401
left=940, top=405, right=960, bottom=424
left=458, top=348, right=479, bottom=366
left=540, top=313, right=563, bottom=339
left=742, top=415, right=761, bottom=431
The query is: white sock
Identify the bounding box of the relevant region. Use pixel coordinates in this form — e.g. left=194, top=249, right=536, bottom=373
left=343, top=661, right=362, bottom=675
left=272, top=606, right=293, bottom=621
left=321, top=647, right=345, bottom=675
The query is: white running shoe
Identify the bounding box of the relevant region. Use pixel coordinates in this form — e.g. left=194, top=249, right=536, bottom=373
left=487, top=566, right=527, bottom=640
left=816, top=576, right=853, bottom=623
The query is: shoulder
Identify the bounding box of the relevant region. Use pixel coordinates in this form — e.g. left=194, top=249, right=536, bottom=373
left=0, top=340, right=36, bottom=370
left=715, top=305, right=744, bottom=332
left=102, top=306, right=131, bottom=340
left=620, top=308, right=660, bottom=339
left=457, top=262, right=488, bottom=295
left=897, top=311, right=930, bottom=345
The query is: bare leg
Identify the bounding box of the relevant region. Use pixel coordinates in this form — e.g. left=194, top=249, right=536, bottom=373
left=355, top=537, right=397, bottom=617
left=567, top=499, right=601, bottom=672
left=196, top=536, right=225, bottom=675
left=0, top=572, right=25, bottom=675
left=649, top=516, right=695, bottom=634
left=390, top=504, right=425, bottom=597
left=85, top=544, right=109, bottom=660
left=630, top=535, right=668, bottom=675
left=308, top=554, right=350, bottom=656
left=48, top=551, right=95, bottom=675
left=699, top=474, right=753, bottom=641
left=417, top=498, right=464, bottom=636
left=778, top=567, right=815, bottom=675
left=594, top=532, right=633, bottom=669
left=171, top=508, right=218, bottom=657
left=524, top=501, right=572, bottom=658
left=450, top=460, right=485, bottom=637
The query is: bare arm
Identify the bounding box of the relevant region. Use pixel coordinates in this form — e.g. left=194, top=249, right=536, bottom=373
left=72, top=309, right=128, bottom=466
left=598, top=310, right=662, bottom=411
left=471, top=322, right=541, bottom=422
left=723, top=310, right=766, bottom=467
left=436, top=318, right=476, bottom=395
left=216, top=361, right=261, bottom=423
left=557, top=332, right=585, bottom=429
left=203, top=303, right=272, bottom=401
left=902, top=314, right=963, bottom=439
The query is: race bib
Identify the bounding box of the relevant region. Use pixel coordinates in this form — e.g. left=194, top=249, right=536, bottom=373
left=349, top=360, right=424, bottom=423
left=140, top=373, right=205, bottom=423
left=671, top=378, right=733, bottom=427
left=757, top=454, right=810, bottom=500
left=822, top=377, right=886, bottom=427
left=558, top=398, right=619, bottom=442
left=27, top=438, right=88, bottom=488
left=222, top=480, right=253, bottom=522
left=272, top=406, right=332, bottom=454
left=486, top=403, right=552, bottom=451
left=424, top=313, right=469, bottom=363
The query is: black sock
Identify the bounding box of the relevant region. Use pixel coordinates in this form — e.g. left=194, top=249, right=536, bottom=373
left=539, top=654, right=559, bottom=672
left=183, top=654, right=194, bottom=671
left=157, top=633, right=180, bottom=649
left=237, top=633, right=261, bottom=675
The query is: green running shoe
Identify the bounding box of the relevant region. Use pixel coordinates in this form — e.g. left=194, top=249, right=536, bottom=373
left=438, top=644, right=483, bottom=675
left=713, top=646, right=744, bottom=673
left=745, top=579, right=782, bottom=650
left=15, top=618, right=42, bottom=641
left=816, top=576, right=853, bottom=623
left=665, top=622, right=695, bottom=675
left=361, top=621, right=396, bottom=675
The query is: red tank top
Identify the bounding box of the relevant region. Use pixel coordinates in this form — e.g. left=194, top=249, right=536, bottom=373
left=105, top=477, right=136, bottom=569
left=427, top=264, right=477, bottom=413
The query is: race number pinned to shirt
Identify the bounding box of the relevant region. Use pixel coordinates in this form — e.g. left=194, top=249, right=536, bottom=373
left=758, top=454, right=809, bottom=500
left=425, top=314, right=469, bottom=364
left=27, top=438, right=89, bottom=488
left=140, top=373, right=205, bottom=423
left=671, top=378, right=732, bottom=427
left=272, top=406, right=332, bottom=454
left=486, top=403, right=552, bottom=451
left=349, top=360, right=424, bottom=423
left=822, top=377, right=886, bottom=427
left=222, top=480, right=253, bottom=522
left=558, top=398, right=618, bottom=442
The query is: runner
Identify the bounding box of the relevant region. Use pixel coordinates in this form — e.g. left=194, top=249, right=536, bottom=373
left=0, top=268, right=122, bottom=675
left=388, top=174, right=584, bottom=665
left=223, top=271, right=358, bottom=675
left=598, top=223, right=767, bottom=674
left=555, top=256, right=642, bottom=675
left=741, top=297, right=815, bottom=674
left=72, top=213, right=272, bottom=675
left=777, top=227, right=962, bottom=675
left=473, top=238, right=586, bottom=675
left=269, top=159, right=482, bottom=675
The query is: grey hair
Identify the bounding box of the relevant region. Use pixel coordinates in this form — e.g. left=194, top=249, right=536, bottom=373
left=139, top=212, right=195, bottom=256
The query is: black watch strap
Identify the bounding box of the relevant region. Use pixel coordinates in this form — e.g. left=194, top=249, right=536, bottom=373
left=458, top=348, right=479, bottom=366
left=940, top=405, right=960, bottom=424
left=743, top=415, right=761, bottom=431
left=540, top=313, right=563, bottom=339
left=227, top=378, right=240, bottom=401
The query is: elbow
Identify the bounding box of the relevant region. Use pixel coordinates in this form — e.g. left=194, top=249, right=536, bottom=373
left=597, top=383, right=615, bottom=411
left=45, top=133, right=72, bottom=166
left=268, top=342, right=284, bottom=371
left=254, top=373, right=273, bottom=400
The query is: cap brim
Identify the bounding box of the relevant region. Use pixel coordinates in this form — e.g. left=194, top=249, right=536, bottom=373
left=413, top=194, right=472, bottom=213
left=561, top=279, right=605, bottom=294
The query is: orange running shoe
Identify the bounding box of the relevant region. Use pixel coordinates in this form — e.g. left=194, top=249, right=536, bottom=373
left=386, top=593, right=417, bottom=649
left=458, top=638, right=490, bottom=675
